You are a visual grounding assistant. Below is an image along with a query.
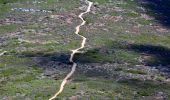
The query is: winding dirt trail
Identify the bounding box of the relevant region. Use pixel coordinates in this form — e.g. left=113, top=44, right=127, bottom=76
left=49, top=0, right=93, bottom=100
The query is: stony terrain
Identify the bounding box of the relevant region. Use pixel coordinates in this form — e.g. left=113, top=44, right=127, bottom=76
left=0, top=0, right=170, bottom=99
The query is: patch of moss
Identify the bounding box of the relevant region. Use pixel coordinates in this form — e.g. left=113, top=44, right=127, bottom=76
left=0, top=67, right=25, bottom=77
left=125, top=12, right=139, bottom=18
left=117, top=1, right=137, bottom=9
left=111, top=12, right=120, bottom=16
left=0, top=24, right=18, bottom=34
left=115, top=50, right=139, bottom=64
left=84, top=17, right=94, bottom=25
left=117, top=33, right=170, bottom=47
left=84, top=78, right=135, bottom=99
left=40, top=0, right=80, bottom=12
left=90, top=0, right=109, bottom=4
left=76, top=48, right=114, bottom=63
left=1, top=79, right=58, bottom=99
left=0, top=3, right=10, bottom=18
left=137, top=18, right=153, bottom=25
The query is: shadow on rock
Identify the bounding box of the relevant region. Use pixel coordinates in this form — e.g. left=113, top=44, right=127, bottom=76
left=74, top=42, right=170, bottom=74
left=129, top=44, right=170, bottom=65
left=19, top=41, right=170, bottom=76
left=138, top=0, right=170, bottom=27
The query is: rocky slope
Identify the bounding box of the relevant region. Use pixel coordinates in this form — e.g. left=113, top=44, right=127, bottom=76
left=0, top=0, right=170, bottom=99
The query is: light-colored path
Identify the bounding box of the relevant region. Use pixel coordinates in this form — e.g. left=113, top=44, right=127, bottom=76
left=49, top=0, right=93, bottom=100
left=0, top=51, right=7, bottom=56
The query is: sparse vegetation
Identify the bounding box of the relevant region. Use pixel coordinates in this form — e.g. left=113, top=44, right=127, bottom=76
left=0, top=0, right=170, bottom=99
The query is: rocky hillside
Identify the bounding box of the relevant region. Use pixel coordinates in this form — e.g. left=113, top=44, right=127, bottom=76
left=0, top=0, right=170, bottom=99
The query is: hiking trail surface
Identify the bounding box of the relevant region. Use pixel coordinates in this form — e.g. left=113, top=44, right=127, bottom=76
left=49, top=1, right=93, bottom=100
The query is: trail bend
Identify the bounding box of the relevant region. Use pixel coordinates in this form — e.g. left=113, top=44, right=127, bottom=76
left=49, top=1, right=93, bottom=100
left=0, top=51, right=7, bottom=56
